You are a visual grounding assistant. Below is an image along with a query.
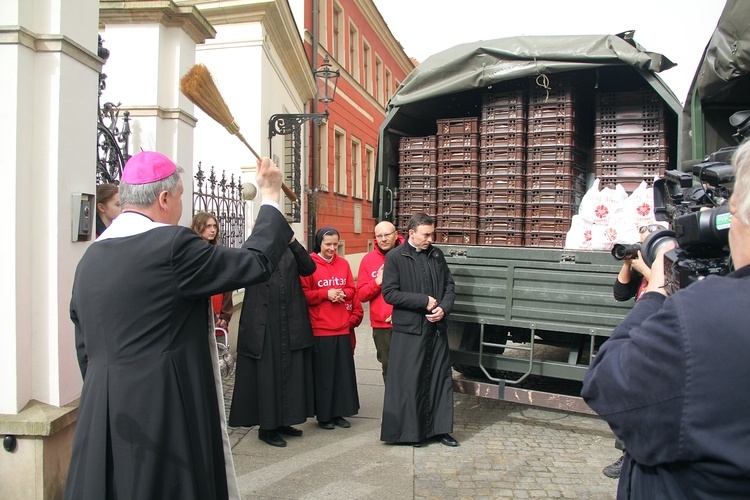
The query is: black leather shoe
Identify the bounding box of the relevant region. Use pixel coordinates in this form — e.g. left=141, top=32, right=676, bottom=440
left=602, top=454, right=624, bottom=478
left=276, top=426, right=303, bottom=437
left=258, top=430, right=287, bottom=447
left=439, top=434, right=458, bottom=447
left=332, top=416, right=351, bottom=428
left=318, top=420, right=335, bottom=430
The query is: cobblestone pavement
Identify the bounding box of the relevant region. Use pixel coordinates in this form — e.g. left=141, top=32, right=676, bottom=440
left=222, top=305, right=619, bottom=499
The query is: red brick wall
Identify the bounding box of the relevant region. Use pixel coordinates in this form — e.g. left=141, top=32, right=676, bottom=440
left=304, top=0, right=413, bottom=255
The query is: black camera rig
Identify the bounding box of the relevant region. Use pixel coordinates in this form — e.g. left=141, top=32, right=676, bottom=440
left=640, top=111, right=749, bottom=294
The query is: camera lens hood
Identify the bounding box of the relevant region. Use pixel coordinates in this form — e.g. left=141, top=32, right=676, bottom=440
left=640, top=229, right=678, bottom=268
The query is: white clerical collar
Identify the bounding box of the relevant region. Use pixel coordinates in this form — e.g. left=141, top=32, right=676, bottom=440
left=318, top=253, right=334, bottom=263
left=97, top=211, right=170, bottom=240
left=408, top=242, right=421, bottom=253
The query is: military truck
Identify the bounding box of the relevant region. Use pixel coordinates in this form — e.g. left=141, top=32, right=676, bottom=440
left=374, top=0, right=750, bottom=413
left=373, top=32, right=685, bottom=414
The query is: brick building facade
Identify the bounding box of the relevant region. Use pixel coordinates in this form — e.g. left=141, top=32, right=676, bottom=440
left=304, top=0, right=413, bottom=262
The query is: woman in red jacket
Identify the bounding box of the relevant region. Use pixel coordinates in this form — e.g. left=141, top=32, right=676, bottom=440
left=301, top=227, right=360, bottom=429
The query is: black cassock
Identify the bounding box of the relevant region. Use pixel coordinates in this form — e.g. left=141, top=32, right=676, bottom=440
left=229, top=240, right=316, bottom=430
left=381, top=248, right=455, bottom=443
left=65, top=207, right=292, bottom=500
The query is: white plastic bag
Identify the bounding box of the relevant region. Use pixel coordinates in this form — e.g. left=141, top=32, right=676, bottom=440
left=607, top=212, right=640, bottom=246
left=564, top=215, right=593, bottom=250
left=578, top=178, right=628, bottom=226
left=622, top=180, right=656, bottom=229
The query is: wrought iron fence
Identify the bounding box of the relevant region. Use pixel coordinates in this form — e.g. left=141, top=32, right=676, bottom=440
left=193, top=163, right=246, bottom=248
left=96, top=36, right=130, bottom=185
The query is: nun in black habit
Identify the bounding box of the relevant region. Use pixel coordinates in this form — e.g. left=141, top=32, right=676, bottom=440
left=229, top=239, right=316, bottom=447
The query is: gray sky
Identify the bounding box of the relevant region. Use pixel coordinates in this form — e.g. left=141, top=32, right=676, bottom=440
left=372, top=0, right=727, bottom=104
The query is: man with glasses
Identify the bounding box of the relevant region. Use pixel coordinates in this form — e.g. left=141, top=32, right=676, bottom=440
left=356, top=221, right=404, bottom=382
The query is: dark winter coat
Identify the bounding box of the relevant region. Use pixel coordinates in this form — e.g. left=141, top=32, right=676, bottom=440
left=582, top=264, right=750, bottom=499
left=381, top=243, right=456, bottom=335
left=237, top=239, right=316, bottom=358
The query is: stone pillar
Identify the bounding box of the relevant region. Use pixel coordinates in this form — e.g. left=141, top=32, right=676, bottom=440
left=0, top=0, right=101, bottom=497
left=98, top=0, right=215, bottom=226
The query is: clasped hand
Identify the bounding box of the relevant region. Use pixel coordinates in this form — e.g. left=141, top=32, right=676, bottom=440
left=426, top=306, right=444, bottom=323
left=328, top=288, right=346, bottom=303
left=425, top=295, right=443, bottom=322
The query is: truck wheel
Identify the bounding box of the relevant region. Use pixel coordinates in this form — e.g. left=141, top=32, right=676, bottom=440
left=451, top=323, right=508, bottom=380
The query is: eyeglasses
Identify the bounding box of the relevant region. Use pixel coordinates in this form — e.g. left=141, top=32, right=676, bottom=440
left=375, top=231, right=396, bottom=239
left=638, top=224, right=663, bottom=234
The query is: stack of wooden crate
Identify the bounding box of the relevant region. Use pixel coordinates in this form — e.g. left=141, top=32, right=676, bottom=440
left=477, top=90, right=527, bottom=246
left=594, top=90, right=669, bottom=192
left=435, top=117, right=480, bottom=244
left=396, top=135, right=437, bottom=234
left=394, top=76, right=672, bottom=249
left=523, top=76, right=591, bottom=248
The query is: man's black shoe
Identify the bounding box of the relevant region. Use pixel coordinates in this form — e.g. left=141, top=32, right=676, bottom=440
left=318, top=420, right=335, bottom=430
left=258, top=430, right=287, bottom=447
left=276, top=426, right=303, bottom=437
left=332, top=416, right=351, bottom=428
left=603, top=454, right=624, bottom=478
left=439, top=434, right=458, bottom=447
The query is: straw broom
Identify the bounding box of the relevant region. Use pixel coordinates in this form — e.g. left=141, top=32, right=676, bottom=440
left=180, top=64, right=298, bottom=204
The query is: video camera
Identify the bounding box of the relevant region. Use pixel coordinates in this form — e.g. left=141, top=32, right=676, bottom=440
left=639, top=111, right=750, bottom=294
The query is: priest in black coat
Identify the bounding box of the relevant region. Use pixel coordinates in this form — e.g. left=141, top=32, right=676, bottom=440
left=380, top=213, right=457, bottom=447
left=65, top=152, right=293, bottom=500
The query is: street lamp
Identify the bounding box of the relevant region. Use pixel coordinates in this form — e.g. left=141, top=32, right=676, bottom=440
left=268, top=55, right=339, bottom=145
left=268, top=55, right=340, bottom=226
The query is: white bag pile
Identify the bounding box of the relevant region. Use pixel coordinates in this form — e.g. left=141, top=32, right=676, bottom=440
left=564, top=178, right=660, bottom=251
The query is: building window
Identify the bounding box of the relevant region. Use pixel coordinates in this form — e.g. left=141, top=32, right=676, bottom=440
left=351, top=138, right=361, bottom=198
left=332, top=2, right=343, bottom=62
left=318, top=0, right=328, bottom=52
left=363, top=40, right=372, bottom=94
left=281, top=133, right=301, bottom=223
left=349, top=22, right=359, bottom=81
left=318, top=122, right=328, bottom=191
left=385, top=67, right=392, bottom=105
left=365, top=146, right=375, bottom=201
left=375, top=56, right=383, bottom=105
left=334, top=129, right=346, bottom=195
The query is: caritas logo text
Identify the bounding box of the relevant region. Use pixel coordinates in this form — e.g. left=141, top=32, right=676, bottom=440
left=318, top=277, right=348, bottom=287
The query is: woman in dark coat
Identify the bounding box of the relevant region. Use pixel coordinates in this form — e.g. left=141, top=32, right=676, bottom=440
left=228, top=238, right=316, bottom=447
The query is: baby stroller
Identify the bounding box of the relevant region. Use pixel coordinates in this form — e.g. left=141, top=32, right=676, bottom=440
left=215, top=327, right=235, bottom=379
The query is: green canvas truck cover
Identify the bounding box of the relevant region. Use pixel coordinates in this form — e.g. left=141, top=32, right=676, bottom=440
left=390, top=32, right=675, bottom=108
left=375, top=32, right=683, bottom=214
left=682, top=0, right=750, bottom=160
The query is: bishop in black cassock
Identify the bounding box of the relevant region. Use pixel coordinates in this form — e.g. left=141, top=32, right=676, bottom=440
left=65, top=152, right=293, bottom=500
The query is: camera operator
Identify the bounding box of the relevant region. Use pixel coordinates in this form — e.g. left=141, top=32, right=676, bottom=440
left=613, top=224, right=663, bottom=303
left=582, top=139, right=750, bottom=499
left=603, top=223, right=664, bottom=480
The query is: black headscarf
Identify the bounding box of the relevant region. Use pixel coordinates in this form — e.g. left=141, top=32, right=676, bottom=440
left=313, top=226, right=339, bottom=253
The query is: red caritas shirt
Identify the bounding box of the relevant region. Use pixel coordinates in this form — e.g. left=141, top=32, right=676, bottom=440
left=301, top=252, right=355, bottom=336
left=356, top=235, right=404, bottom=328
